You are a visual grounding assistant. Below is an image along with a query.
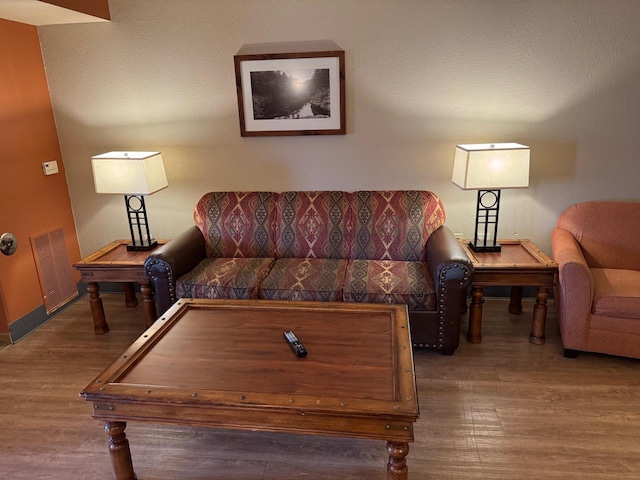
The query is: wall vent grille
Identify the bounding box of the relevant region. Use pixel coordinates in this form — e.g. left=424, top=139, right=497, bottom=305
left=30, top=228, right=78, bottom=314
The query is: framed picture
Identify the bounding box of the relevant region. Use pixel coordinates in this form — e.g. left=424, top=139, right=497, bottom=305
left=234, top=41, right=345, bottom=137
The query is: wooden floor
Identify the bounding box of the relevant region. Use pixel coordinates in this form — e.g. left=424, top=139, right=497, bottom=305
left=0, top=334, right=10, bottom=352
left=1, top=294, right=639, bottom=479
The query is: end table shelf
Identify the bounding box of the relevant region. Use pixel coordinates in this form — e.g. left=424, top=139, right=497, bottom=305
left=459, top=239, right=558, bottom=345
left=73, top=240, right=164, bottom=334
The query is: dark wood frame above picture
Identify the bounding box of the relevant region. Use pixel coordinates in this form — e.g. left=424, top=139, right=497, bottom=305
left=234, top=40, right=345, bottom=137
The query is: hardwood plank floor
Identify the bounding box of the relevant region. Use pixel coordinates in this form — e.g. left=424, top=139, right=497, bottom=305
left=0, top=294, right=638, bottom=479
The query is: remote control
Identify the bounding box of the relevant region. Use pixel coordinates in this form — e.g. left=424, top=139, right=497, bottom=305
left=283, top=330, right=307, bottom=358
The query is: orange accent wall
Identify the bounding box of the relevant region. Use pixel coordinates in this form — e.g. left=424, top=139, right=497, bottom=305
left=39, top=0, right=110, bottom=20
left=0, top=281, right=8, bottom=334
left=0, top=18, right=82, bottom=331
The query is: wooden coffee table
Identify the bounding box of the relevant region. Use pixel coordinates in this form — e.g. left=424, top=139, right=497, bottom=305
left=459, top=239, right=558, bottom=345
left=74, top=240, right=164, bottom=334
left=80, top=299, right=419, bottom=479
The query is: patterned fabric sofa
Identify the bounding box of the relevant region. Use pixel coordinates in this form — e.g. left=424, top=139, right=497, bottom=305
left=144, top=191, right=472, bottom=354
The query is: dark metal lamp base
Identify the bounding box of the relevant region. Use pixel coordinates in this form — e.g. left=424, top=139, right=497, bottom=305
left=469, top=242, right=502, bottom=253
left=126, top=240, right=158, bottom=252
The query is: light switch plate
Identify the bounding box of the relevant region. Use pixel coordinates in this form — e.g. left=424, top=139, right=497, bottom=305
left=42, top=161, right=59, bottom=175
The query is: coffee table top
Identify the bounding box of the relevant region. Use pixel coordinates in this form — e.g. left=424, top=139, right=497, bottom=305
left=81, top=299, right=419, bottom=439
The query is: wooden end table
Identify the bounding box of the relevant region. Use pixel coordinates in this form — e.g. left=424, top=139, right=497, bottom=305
left=81, top=299, right=419, bottom=479
left=459, top=239, right=558, bottom=345
left=73, top=240, right=164, bottom=334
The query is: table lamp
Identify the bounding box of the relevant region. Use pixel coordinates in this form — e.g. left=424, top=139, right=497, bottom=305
left=452, top=143, right=530, bottom=252
left=91, top=151, right=168, bottom=251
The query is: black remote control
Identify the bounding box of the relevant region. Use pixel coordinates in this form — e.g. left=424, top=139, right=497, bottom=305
left=283, top=330, right=307, bottom=358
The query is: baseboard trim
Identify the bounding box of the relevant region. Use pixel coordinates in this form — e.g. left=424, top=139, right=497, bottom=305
left=8, top=282, right=85, bottom=343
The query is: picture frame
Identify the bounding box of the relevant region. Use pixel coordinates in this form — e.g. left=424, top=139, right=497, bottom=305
left=234, top=41, right=345, bottom=137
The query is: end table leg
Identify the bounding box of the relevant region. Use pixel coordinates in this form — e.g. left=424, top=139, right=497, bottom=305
left=140, top=280, right=157, bottom=328
left=530, top=287, right=548, bottom=345
left=387, top=441, right=409, bottom=480
left=88, top=282, right=109, bottom=334
left=467, top=286, right=484, bottom=343
left=508, top=286, right=523, bottom=314
left=105, top=422, right=137, bottom=480
left=123, top=282, right=138, bottom=308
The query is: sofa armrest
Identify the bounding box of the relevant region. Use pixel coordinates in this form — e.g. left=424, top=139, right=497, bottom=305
left=551, top=227, right=594, bottom=350
left=425, top=226, right=473, bottom=354
left=144, top=226, right=206, bottom=317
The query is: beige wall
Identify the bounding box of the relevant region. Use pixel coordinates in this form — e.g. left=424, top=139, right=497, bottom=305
left=38, top=0, right=640, bottom=257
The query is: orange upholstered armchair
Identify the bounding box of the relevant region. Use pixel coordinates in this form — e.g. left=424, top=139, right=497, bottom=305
left=551, top=201, right=640, bottom=359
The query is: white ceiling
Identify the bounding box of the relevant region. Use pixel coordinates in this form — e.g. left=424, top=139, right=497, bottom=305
left=0, top=0, right=109, bottom=26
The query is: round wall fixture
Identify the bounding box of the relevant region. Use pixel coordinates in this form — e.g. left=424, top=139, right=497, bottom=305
left=0, top=232, right=17, bottom=256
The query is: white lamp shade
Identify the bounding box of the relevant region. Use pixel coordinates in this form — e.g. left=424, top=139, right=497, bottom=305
left=452, top=143, right=530, bottom=190
left=91, top=151, right=168, bottom=195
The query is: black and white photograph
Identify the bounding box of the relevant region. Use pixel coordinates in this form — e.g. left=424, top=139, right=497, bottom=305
left=235, top=48, right=345, bottom=136
left=250, top=68, right=330, bottom=121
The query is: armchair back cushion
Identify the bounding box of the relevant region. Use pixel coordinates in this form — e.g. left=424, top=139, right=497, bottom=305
left=557, top=201, right=640, bottom=270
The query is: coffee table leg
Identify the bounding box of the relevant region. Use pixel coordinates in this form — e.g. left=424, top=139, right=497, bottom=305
left=140, top=280, right=157, bottom=328
left=87, top=282, right=109, bottom=334
left=387, top=441, right=409, bottom=479
left=123, top=282, right=138, bottom=308
left=529, top=287, right=548, bottom=345
left=467, top=286, right=484, bottom=343
left=105, top=422, right=137, bottom=480
left=508, top=286, right=523, bottom=314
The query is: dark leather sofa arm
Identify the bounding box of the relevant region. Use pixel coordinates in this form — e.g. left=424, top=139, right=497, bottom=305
left=144, top=226, right=206, bottom=317
left=425, top=226, right=473, bottom=354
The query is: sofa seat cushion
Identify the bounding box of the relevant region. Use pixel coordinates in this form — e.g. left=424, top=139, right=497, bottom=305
left=176, top=257, right=274, bottom=300
left=591, top=268, right=640, bottom=319
left=259, top=257, right=347, bottom=302
left=343, top=259, right=435, bottom=311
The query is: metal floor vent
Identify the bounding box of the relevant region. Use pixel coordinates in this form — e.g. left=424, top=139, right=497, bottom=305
left=30, top=228, right=78, bottom=314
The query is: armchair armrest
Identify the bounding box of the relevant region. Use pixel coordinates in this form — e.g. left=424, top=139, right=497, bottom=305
left=425, top=226, right=473, bottom=354
left=551, top=227, right=594, bottom=349
left=144, top=226, right=206, bottom=317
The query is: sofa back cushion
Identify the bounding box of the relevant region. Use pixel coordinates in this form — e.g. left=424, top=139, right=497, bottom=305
left=194, top=192, right=277, bottom=258
left=557, top=201, right=640, bottom=270
left=193, top=190, right=446, bottom=262
left=349, top=191, right=445, bottom=261
left=274, top=191, right=352, bottom=259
